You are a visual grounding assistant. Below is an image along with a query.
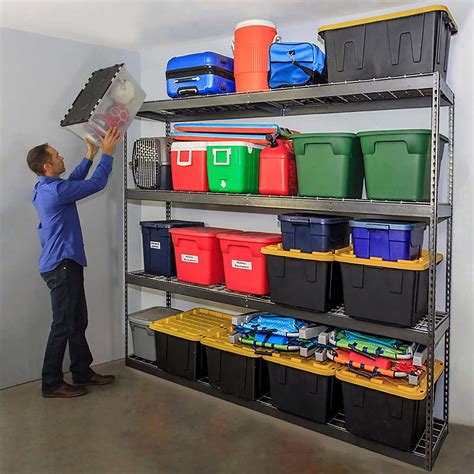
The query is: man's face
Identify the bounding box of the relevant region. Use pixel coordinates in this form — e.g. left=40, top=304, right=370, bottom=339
left=45, top=146, right=65, bottom=176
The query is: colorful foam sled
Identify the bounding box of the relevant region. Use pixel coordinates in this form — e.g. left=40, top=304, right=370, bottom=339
left=325, top=329, right=417, bottom=360
left=328, top=348, right=426, bottom=385
left=230, top=312, right=329, bottom=359
left=170, top=131, right=270, bottom=144
left=174, top=122, right=298, bottom=137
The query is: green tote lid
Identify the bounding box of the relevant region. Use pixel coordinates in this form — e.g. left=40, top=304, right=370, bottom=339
left=291, top=132, right=357, bottom=140
left=358, top=129, right=448, bottom=142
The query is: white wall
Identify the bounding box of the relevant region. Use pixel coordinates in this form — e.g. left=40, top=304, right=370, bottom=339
left=0, top=28, right=141, bottom=389
left=139, top=1, right=473, bottom=425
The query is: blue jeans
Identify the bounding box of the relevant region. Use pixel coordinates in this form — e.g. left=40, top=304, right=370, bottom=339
left=41, top=259, right=94, bottom=393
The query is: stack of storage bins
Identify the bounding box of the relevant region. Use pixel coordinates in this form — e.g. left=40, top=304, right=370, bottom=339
left=262, top=213, right=350, bottom=311
left=149, top=308, right=232, bottom=380
left=337, top=219, right=442, bottom=327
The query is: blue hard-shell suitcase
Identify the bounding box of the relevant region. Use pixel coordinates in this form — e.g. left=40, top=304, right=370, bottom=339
left=166, top=51, right=235, bottom=98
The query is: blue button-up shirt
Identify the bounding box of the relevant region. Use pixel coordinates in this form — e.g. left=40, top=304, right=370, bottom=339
left=32, top=154, right=114, bottom=273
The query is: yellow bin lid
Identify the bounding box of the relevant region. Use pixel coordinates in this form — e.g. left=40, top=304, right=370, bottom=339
left=149, top=308, right=233, bottom=341
left=263, top=351, right=339, bottom=376
left=318, top=5, right=457, bottom=34
left=261, top=243, right=340, bottom=262
left=336, top=360, right=444, bottom=400
left=335, top=247, right=443, bottom=271
left=201, top=327, right=262, bottom=358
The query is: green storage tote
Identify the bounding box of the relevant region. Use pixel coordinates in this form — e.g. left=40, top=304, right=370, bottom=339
left=207, top=141, right=263, bottom=193
left=358, top=129, right=448, bottom=201
left=291, top=133, right=364, bottom=198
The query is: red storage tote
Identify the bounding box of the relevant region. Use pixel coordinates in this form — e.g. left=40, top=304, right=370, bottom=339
left=169, top=227, right=239, bottom=285
left=259, top=139, right=297, bottom=195
left=217, top=231, right=281, bottom=295
left=171, top=141, right=209, bottom=192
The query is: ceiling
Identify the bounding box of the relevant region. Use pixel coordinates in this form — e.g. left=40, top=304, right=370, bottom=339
left=0, top=0, right=426, bottom=51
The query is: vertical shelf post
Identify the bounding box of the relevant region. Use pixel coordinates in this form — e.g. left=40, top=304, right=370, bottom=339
left=123, top=132, right=129, bottom=359
left=165, top=120, right=172, bottom=308
left=425, top=72, right=441, bottom=470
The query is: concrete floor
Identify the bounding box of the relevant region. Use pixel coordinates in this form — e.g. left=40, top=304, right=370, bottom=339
left=0, top=360, right=472, bottom=474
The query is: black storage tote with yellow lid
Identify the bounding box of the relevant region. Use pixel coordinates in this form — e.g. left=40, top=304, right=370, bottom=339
left=337, top=361, right=444, bottom=451
left=318, top=6, right=458, bottom=82
left=335, top=247, right=443, bottom=327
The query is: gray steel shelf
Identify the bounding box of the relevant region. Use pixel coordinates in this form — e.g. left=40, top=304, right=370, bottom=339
left=137, top=74, right=454, bottom=122
left=126, top=271, right=449, bottom=345
left=125, top=355, right=447, bottom=469
left=126, top=189, right=452, bottom=221
left=125, top=73, right=454, bottom=470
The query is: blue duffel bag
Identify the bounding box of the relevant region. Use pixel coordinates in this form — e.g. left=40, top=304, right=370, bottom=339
left=268, top=42, right=327, bottom=89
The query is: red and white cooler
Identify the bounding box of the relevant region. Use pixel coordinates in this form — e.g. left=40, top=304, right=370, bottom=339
left=171, top=141, right=209, bottom=192
left=169, top=227, right=240, bottom=285
left=259, top=139, right=297, bottom=195
left=217, top=231, right=281, bottom=295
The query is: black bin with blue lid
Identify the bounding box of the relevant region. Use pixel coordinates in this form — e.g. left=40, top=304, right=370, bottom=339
left=278, top=213, right=350, bottom=253
left=350, top=219, right=426, bottom=262
left=140, top=220, right=204, bottom=277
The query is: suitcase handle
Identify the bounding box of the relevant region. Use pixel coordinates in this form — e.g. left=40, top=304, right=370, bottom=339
left=213, top=148, right=231, bottom=166
left=177, top=150, right=192, bottom=167
left=177, top=86, right=199, bottom=96
left=175, top=76, right=200, bottom=83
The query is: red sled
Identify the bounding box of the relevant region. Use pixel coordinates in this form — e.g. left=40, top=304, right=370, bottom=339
left=259, top=139, right=298, bottom=196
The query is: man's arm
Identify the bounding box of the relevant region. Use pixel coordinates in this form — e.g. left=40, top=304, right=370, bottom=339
left=68, top=157, right=93, bottom=181
left=56, top=128, right=121, bottom=204
left=56, top=154, right=114, bottom=204
left=68, top=139, right=99, bottom=181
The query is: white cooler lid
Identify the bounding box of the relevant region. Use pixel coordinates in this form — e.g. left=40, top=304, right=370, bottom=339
left=208, top=141, right=265, bottom=149
left=235, top=19, right=276, bottom=31
left=171, top=141, right=209, bottom=151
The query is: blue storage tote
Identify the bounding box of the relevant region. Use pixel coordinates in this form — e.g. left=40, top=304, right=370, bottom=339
left=140, top=220, right=204, bottom=276
left=349, top=220, right=426, bottom=262
left=278, top=213, right=350, bottom=253
left=166, top=52, right=235, bottom=98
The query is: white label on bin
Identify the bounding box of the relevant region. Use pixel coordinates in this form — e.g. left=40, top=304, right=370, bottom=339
left=150, top=241, right=161, bottom=250
left=181, top=254, right=199, bottom=264
left=232, top=259, right=252, bottom=270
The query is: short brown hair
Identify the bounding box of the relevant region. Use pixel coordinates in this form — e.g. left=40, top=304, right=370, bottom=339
left=27, top=144, right=51, bottom=175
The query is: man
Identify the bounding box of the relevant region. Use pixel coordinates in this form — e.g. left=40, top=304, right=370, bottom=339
left=27, top=127, right=121, bottom=398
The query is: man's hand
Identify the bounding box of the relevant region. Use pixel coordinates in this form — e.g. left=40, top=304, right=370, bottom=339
left=101, top=127, right=122, bottom=156
left=84, top=138, right=99, bottom=161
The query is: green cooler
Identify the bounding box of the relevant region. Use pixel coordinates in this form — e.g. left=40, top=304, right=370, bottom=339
left=207, top=141, right=263, bottom=193
left=359, top=129, right=448, bottom=201
left=291, top=133, right=364, bottom=198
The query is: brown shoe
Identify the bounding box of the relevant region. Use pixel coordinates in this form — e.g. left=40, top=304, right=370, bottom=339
left=73, top=372, right=115, bottom=386
left=43, top=382, right=87, bottom=398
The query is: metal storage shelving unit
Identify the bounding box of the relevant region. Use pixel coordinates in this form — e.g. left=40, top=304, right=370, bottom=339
left=123, top=73, right=454, bottom=471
